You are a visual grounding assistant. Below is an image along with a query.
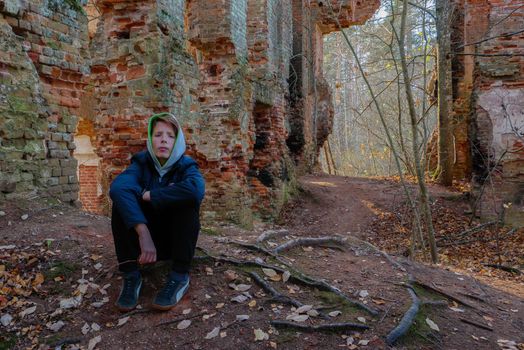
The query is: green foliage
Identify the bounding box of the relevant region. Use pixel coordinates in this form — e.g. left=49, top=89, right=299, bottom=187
left=0, top=334, right=18, bottom=350
left=45, top=260, right=80, bottom=280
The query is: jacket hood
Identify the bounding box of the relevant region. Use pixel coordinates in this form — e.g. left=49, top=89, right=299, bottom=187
left=146, top=112, right=186, bottom=180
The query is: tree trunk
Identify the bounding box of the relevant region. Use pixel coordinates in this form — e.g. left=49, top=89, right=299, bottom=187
left=436, top=0, right=454, bottom=186
left=399, top=0, right=439, bottom=263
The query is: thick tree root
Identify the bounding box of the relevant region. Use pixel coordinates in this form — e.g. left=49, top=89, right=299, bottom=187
left=195, top=247, right=379, bottom=316
left=270, top=320, right=369, bottom=332
left=459, top=317, right=493, bottom=331
left=386, top=287, right=420, bottom=346
left=249, top=271, right=303, bottom=308
left=273, top=236, right=347, bottom=254
left=256, top=229, right=289, bottom=243
left=411, top=280, right=477, bottom=310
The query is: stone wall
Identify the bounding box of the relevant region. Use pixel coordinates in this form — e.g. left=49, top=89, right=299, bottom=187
left=450, top=0, right=524, bottom=225
left=0, top=0, right=89, bottom=203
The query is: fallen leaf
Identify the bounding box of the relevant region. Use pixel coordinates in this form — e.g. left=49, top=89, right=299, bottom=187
left=117, top=316, right=130, bottom=327
left=0, top=245, right=15, bottom=250
left=216, top=303, right=225, bottom=309
left=372, top=298, right=385, bottom=305
left=282, top=271, right=291, bottom=283
left=346, top=336, right=355, bottom=345
left=254, top=328, right=269, bottom=341
left=357, top=317, right=366, bottom=323
left=483, top=316, right=494, bottom=322
left=1, top=314, right=13, bottom=326
left=358, top=339, right=370, bottom=345
left=270, top=341, right=277, bottom=348
left=231, top=295, right=248, bottom=303
left=270, top=274, right=282, bottom=282
left=82, top=323, right=91, bottom=335
left=286, top=314, right=309, bottom=322
left=48, top=321, right=65, bottom=332
left=60, top=296, right=82, bottom=309
left=329, top=310, right=342, bottom=317
left=21, top=214, right=29, bottom=220
left=19, top=305, right=36, bottom=318
left=426, top=317, right=440, bottom=332
left=91, top=297, right=109, bottom=308
left=302, top=246, right=313, bottom=252
left=236, top=315, right=250, bottom=321
left=295, top=305, right=313, bottom=314
left=87, top=335, right=101, bottom=350
left=472, top=335, right=479, bottom=341
left=248, top=300, right=257, bottom=307
left=183, top=308, right=192, bottom=315
left=307, top=309, right=319, bottom=317
left=91, top=323, right=101, bottom=331
left=220, top=331, right=227, bottom=338
left=229, top=283, right=252, bottom=292
left=449, top=307, right=464, bottom=313
left=262, top=268, right=277, bottom=278
left=94, top=263, right=102, bottom=271
left=359, top=290, right=369, bottom=298
left=205, top=267, right=214, bottom=275
left=32, top=273, right=44, bottom=286
left=224, top=270, right=238, bottom=282
left=177, top=319, right=191, bottom=330
left=205, top=327, right=220, bottom=339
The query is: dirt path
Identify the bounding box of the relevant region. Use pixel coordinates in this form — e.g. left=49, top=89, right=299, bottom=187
left=0, top=174, right=522, bottom=349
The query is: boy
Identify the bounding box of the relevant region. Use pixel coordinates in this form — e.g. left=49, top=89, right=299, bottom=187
left=109, top=112, right=205, bottom=311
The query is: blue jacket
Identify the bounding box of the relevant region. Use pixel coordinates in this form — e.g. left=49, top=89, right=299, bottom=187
left=109, top=151, right=205, bottom=230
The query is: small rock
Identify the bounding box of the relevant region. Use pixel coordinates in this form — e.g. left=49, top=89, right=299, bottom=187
left=47, top=321, right=65, bottom=332
left=0, top=211, right=5, bottom=216
left=21, top=214, right=29, bottom=220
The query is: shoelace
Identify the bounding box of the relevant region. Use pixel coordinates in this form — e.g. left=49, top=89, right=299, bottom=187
left=158, top=279, right=180, bottom=299
left=122, top=277, right=137, bottom=299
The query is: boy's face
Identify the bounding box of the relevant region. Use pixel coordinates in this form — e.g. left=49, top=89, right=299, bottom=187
left=152, top=120, right=176, bottom=164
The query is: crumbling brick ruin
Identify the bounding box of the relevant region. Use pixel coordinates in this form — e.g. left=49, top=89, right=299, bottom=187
left=1, top=0, right=522, bottom=226
left=0, top=0, right=379, bottom=225
left=449, top=0, right=524, bottom=225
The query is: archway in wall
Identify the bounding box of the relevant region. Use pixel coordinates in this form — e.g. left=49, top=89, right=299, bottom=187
left=74, top=118, right=103, bottom=214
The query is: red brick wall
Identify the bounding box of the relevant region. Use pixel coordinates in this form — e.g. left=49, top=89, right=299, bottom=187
left=79, top=164, right=104, bottom=214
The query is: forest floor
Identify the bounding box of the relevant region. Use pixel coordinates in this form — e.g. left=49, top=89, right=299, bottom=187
left=0, top=173, right=523, bottom=350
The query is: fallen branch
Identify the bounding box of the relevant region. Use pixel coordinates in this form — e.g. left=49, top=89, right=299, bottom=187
left=482, top=263, right=522, bottom=275
left=220, top=239, right=291, bottom=265
left=270, top=320, right=369, bottom=332
left=273, top=236, right=347, bottom=254
left=386, top=287, right=420, bottom=345
left=118, top=308, right=153, bottom=319
left=256, top=229, right=289, bottom=243
left=459, top=317, right=493, bottom=331
left=437, top=221, right=498, bottom=243
left=439, top=228, right=517, bottom=247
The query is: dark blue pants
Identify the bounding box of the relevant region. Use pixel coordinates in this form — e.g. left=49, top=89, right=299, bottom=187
left=111, top=202, right=200, bottom=274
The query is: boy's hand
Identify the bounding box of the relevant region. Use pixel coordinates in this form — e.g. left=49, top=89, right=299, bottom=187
left=142, top=191, right=151, bottom=202
left=134, top=224, right=156, bottom=264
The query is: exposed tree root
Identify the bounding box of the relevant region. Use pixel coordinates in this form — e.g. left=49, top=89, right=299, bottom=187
left=410, top=280, right=477, bottom=310
left=256, top=229, right=289, bottom=243
left=270, top=320, right=369, bottom=333
left=195, top=247, right=379, bottom=316
left=273, top=236, right=347, bottom=254
left=352, top=237, right=407, bottom=272
left=249, top=271, right=303, bottom=308
left=459, top=317, right=493, bottom=331
left=385, top=287, right=420, bottom=346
